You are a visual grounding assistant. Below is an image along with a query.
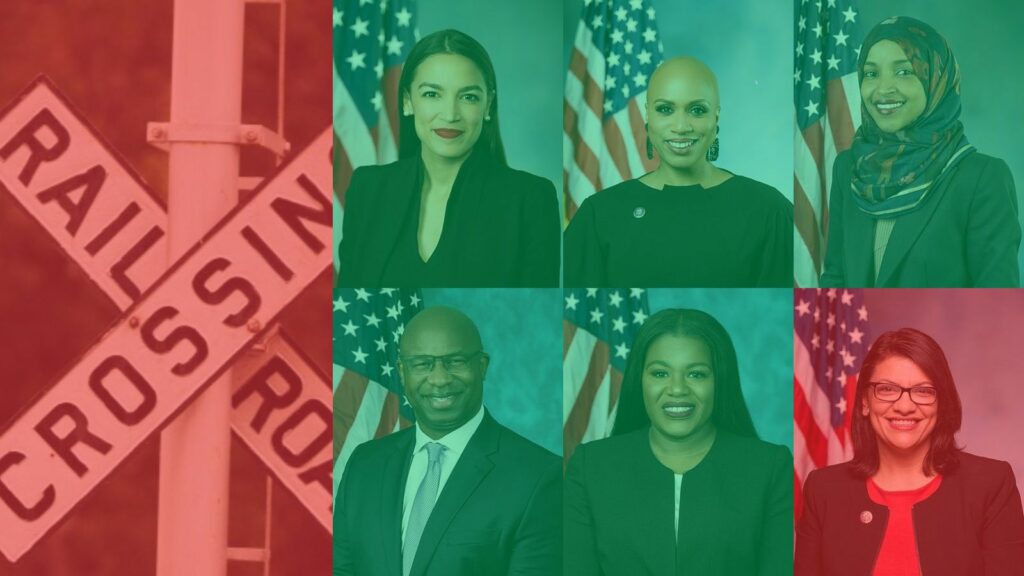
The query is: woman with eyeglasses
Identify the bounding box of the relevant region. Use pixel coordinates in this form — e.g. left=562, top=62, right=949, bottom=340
left=795, top=328, right=1024, bottom=575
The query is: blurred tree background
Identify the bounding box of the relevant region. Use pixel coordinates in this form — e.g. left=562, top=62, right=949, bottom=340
left=0, top=1, right=331, bottom=574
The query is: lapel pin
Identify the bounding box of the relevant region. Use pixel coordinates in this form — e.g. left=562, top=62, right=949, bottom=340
left=860, top=511, right=873, bottom=524
left=633, top=207, right=646, bottom=218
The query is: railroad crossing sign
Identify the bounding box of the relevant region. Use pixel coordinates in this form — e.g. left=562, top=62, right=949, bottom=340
left=0, top=76, right=333, bottom=562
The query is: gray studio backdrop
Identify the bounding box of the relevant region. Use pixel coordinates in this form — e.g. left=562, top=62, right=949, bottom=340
left=648, top=289, right=794, bottom=450
left=419, top=0, right=563, bottom=204
left=855, top=0, right=1024, bottom=281
left=422, top=288, right=563, bottom=455
left=562, top=0, right=793, bottom=199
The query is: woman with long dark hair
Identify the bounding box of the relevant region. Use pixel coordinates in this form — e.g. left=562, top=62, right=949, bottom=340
left=337, top=29, right=559, bottom=287
left=564, top=309, right=792, bottom=575
left=795, top=328, right=1024, bottom=575
left=819, top=17, right=1020, bottom=287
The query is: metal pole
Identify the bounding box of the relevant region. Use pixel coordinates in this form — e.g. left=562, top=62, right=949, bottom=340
left=156, top=1, right=245, bottom=575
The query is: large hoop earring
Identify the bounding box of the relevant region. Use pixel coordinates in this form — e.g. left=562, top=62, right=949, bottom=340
left=645, top=123, right=654, bottom=160
left=706, top=125, right=720, bottom=161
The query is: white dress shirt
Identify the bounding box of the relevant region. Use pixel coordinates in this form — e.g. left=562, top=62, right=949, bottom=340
left=400, top=406, right=485, bottom=541
left=674, top=473, right=683, bottom=540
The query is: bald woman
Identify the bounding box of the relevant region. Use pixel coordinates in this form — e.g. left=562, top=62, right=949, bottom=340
left=564, top=57, right=793, bottom=287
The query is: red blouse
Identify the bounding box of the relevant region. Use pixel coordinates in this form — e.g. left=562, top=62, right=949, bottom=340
left=867, top=475, right=943, bottom=576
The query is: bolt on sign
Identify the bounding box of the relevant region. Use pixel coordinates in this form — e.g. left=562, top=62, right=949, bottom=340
left=0, top=76, right=333, bottom=562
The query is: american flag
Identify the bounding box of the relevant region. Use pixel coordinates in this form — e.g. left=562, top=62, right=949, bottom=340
left=793, top=288, right=869, bottom=519
left=563, top=288, right=650, bottom=463
left=333, top=0, right=417, bottom=267
left=793, top=0, right=863, bottom=286
left=333, top=288, right=423, bottom=482
left=563, top=0, right=662, bottom=221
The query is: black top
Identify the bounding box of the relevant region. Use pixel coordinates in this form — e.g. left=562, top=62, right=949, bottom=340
left=795, top=453, right=1024, bottom=576
left=564, top=175, right=793, bottom=287
left=820, top=150, right=1020, bottom=287
left=564, top=428, right=793, bottom=576
left=338, top=149, right=560, bottom=288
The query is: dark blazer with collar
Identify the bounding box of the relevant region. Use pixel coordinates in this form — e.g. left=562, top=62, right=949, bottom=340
left=337, top=153, right=560, bottom=287
left=795, top=453, right=1024, bottom=576
left=564, top=429, right=793, bottom=576
left=820, top=150, right=1020, bottom=287
left=334, top=410, right=561, bottom=576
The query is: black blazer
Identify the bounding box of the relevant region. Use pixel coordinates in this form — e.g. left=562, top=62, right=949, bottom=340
left=337, top=152, right=560, bottom=287
left=820, top=150, right=1020, bottom=287
left=795, top=453, right=1024, bottom=576
left=564, top=429, right=793, bottom=576
left=334, top=411, right=561, bottom=576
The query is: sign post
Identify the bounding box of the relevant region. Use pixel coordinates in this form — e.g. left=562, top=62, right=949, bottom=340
left=156, top=1, right=245, bottom=574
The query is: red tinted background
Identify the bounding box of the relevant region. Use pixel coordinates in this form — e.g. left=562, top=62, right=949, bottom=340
left=0, top=2, right=330, bottom=574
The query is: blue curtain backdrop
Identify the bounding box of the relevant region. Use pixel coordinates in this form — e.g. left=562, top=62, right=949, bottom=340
left=648, top=289, right=793, bottom=450
left=419, top=0, right=563, bottom=207
left=422, top=288, right=563, bottom=455
left=562, top=0, right=792, bottom=200
left=855, top=0, right=1024, bottom=281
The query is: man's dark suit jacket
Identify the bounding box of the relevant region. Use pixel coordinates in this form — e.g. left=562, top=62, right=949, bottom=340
left=795, top=453, right=1024, bottom=576
left=334, top=411, right=561, bottom=576
left=337, top=151, right=560, bottom=287
left=564, top=428, right=793, bottom=576
left=820, top=150, right=1020, bottom=287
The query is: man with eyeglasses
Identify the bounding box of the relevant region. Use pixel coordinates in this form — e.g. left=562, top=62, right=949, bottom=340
left=334, top=306, right=560, bottom=576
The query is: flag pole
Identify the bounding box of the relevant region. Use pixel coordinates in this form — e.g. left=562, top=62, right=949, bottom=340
left=156, top=0, right=244, bottom=574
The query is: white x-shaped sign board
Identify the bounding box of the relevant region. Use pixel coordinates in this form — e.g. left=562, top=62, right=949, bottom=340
left=0, top=77, right=333, bottom=562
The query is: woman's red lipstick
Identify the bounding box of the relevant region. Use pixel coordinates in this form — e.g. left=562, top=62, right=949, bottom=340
left=433, top=128, right=463, bottom=139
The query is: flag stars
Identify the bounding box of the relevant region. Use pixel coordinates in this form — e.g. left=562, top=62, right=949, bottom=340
left=352, top=17, right=369, bottom=37
left=408, top=293, right=421, bottom=307
left=826, top=338, right=835, bottom=353
left=811, top=333, right=821, bottom=349
left=827, top=55, right=841, bottom=71
left=386, top=304, right=400, bottom=320
left=638, top=50, right=652, bottom=65
left=798, top=15, right=806, bottom=31
left=646, top=7, right=656, bottom=19
left=333, top=8, right=343, bottom=27
left=857, top=305, right=868, bottom=322
left=364, top=313, right=381, bottom=328
left=353, top=346, right=368, bottom=364
left=630, top=0, right=643, bottom=10
left=642, top=28, right=657, bottom=44
left=632, top=308, right=648, bottom=325
left=623, top=61, right=632, bottom=76
left=381, top=363, right=394, bottom=377
left=813, top=22, right=823, bottom=38
left=612, top=317, right=627, bottom=333
left=606, top=76, right=617, bottom=90
left=835, top=397, right=848, bottom=414
left=849, top=326, right=864, bottom=344
left=615, top=7, right=628, bottom=21
left=590, top=309, right=605, bottom=324
left=592, top=14, right=603, bottom=28
left=841, top=290, right=854, bottom=305
left=795, top=299, right=811, bottom=316
left=374, top=61, right=384, bottom=79
left=565, top=292, right=580, bottom=311
left=346, top=50, right=367, bottom=71
left=806, top=73, right=820, bottom=90
left=341, top=320, right=358, bottom=336
left=626, top=18, right=638, bottom=33
left=611, top=29, right=624, bottom=44
left=615, top=342, right=630, bottom=359
left=827, top=312, right=836, bottom=328
left=796, top=42, right=804, bottom=57
left=624, top=40, right=635, bottom=54
left=586, top=288, right=598, bottom=298
left=371, top=91, right=383, bottom=111
left=608, top=52, right=621, bottom=67
left=355, top=288, right=371, bottom=302
left=386, top=36, right=404, bottom=55
left=804, top=99, right=820, bottom=118
left=834, top=30, right=849, bottom=47
left=609, top=291, right=623, bottom=307
left=630, top=288, right=645, bottom=298
left=633, top=71, right=648, bottom=88
left=810, top=48, right=823, bottom=65
left=374, top=337, right=387, bottom=352
left=842, top=6, right=857, bottom=23
left=395, top=7, right=412, bottom=27
left=334, top=297, right=349, bottom=313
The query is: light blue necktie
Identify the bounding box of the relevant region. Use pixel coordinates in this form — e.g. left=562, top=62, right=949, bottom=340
left=403, top=442, right=445, bottom=576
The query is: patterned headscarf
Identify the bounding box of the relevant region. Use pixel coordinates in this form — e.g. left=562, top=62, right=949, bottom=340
left=850, top=16, right=974, bottom=217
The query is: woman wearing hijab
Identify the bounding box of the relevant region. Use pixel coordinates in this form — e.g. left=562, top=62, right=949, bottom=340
left=795, top=328, right=1024, bottom=575
left=337, top=29, right=559, bottom=288
left=563, top=57, right=793, bottom=288
left=820, top=16, right=1020, bottom=287
left=564, top=309, right=792, bottom=576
